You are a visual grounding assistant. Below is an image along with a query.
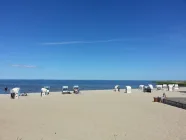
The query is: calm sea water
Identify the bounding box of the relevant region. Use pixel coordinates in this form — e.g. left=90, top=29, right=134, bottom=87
left=0, top=80, right=156, bottom=94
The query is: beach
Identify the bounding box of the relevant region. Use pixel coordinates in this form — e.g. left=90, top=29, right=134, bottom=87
left=0, top=88, right=186, bottom=140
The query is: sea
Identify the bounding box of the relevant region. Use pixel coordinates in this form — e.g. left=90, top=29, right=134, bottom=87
left=0, top=80, right=156, bottom=94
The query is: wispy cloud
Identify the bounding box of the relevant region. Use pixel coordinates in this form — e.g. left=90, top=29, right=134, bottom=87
left=11, top=64, right=36, bottom=68
left=42, top=38, right=137, bottom=45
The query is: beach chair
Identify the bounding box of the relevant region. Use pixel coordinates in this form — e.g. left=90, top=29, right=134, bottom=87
left=125, top=86, right=131, bottom=93
left=10, top=87, right=20, bottom=99
left=148, top=84, right=154, bottom=90
left=156, top=85, right=162, bottom=90
left=174, top=84, right=179, bottom=90
left=44, top=86, right=50, bottom=95
left=168, top=84, right=173, bottom=91
left=62, top=86, right=71, bottom=94
left=143, top=86, right=152, bottom=93
left=139, top=85, right=144, bottom=90
left=163, top=84, right=167, bottom=89
left=41, top=88, right=47, bottom=97
left=73, top=85, right=79, bottom=94
left=114, top=85, right=120, bottom=92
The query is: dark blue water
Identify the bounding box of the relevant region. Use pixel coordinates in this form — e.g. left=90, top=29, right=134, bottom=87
left=0, top=80, right=156, bottom=94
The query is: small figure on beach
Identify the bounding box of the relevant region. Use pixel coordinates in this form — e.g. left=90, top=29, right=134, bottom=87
left=118, top=86, right=120, bottom=92
left=5, top=87, right=8, bottom=93
left=160, top=93, right=166, bottom=103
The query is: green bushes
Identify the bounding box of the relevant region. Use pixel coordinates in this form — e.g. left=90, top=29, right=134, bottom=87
left=156, top=81, right=186, bottom=87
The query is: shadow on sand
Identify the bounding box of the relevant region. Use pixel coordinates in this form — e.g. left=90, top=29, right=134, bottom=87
left=179, top=91, right=186, bottom=93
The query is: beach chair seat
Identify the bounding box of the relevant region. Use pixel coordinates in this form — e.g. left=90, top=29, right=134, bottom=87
left=15, top=93, right=19, bottom=99
left=143, top=86, right=151, bottom=93
left=62, top=86, right=71, bottom=94
left=41, top=92, right=46, bottom=96
left=156, top=85, right=162, bottom=90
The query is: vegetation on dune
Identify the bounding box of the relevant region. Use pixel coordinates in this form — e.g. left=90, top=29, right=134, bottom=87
left=156, top=81, right=186, bottom=87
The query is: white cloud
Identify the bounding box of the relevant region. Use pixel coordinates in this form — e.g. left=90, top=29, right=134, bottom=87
left=11, top=64, right=20, bottom=67
left=42, top=38, right=136, bottom=45
left=24, top=65, right=36, bottom=68
left=11, top=64, right=36, bottom=68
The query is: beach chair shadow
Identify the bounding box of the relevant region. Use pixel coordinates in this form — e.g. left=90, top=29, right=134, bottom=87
left=179, top=91, right=186, bottom=93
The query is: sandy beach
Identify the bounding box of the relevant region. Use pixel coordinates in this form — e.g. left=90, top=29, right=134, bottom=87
left=0, top=88, right=186, bottom=140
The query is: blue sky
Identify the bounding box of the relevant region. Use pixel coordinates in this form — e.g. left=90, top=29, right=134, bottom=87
left=0, top=0, right=186, bottom=80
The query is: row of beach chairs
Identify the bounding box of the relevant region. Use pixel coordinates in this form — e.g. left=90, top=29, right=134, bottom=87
left=10, top=85, right=80, bottom=99
left=114, top=84, right=179, bottom=93
left=114, top=84, right=154, bottom=93
left=114, top=85, right=132, bottom=93
left=9, top=84, right=180, bottom=99
left=41, top=85, right=80, bottom=96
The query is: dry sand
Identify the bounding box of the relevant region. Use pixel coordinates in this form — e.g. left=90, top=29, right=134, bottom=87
left=0, top=88, right=186, bottom=140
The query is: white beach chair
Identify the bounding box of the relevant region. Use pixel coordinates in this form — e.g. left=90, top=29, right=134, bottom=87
left=41, top=88, right=49, bottom=97
left=73, top=85, right=79, bottom=94
left=143, top=86, right=152, bottom=93
left=44, top=86, right=50, bottom=95
left=62, top=86, right=70, bottom=94
left=41, top=88, right=47, bottom=97
left=114, top=85, right=120, bottom=92
left=148, top=84, right=154, bottom=90
left=139, top=85, right=144, bottom=90
left=174, top=84, right=179, bottom=90
left=156, top=85, right=162, bottom=90
left=168, top=84, right=173, bottom=91
left=125, top=86, right=131, bottom=93
left=163, top=84, right=167, bottom=89
left=10, top=87, right=20, bottom=99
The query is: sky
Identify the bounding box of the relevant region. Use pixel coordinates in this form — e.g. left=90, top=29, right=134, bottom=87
left=0, top=0, right=186, bottom=80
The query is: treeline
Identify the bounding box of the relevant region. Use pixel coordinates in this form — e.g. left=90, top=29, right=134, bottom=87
left=156, top=81, right=186, bottom=87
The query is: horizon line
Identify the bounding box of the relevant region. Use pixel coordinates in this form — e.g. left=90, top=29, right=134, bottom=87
left=0, top=79, right=184, bottom=81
